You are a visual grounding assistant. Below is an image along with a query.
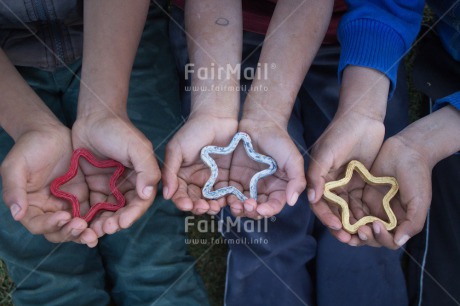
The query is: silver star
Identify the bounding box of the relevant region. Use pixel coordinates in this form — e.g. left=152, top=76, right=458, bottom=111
left=200, top=132, right=277, bottom=201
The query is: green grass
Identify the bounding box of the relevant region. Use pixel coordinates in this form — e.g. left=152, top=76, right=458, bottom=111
left=186, top=214, right=227, bottom=306
left=0, top=260, right=13, bottom=305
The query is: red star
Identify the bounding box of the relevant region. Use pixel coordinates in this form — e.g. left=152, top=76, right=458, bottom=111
left=50, top=148, right=126, bottom=223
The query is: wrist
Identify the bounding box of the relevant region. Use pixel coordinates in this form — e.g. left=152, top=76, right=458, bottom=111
left=337, top=66, right=389, bottom=121
left=6, top=112, right=64, bottom=142
left=189, top=83, right=240, bottom=120
left=77, top=100, right=128, bottom=120
left=77, top=82, right=128, bottom=118
left=241, top=108, right=289, bottom=129
left=396, top=105, right=460, bottom=168
left=241, top=81, right=295, bottom=128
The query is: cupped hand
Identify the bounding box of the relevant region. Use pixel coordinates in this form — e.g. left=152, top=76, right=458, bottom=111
left=227, top=118, right=306, bottom=219
left=162, top=115, right=238, bottom=215
left=1, top=124, right=98, bottom=247
left=72, top=112, right=160, bottom=237
left=351, top=136, right=432, bottom=249
left=306, top=110, right=385, bottom=245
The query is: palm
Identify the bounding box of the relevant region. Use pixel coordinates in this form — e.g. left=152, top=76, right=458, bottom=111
left=357, top=138, right=432, bottom=248
left=72, top=114, right=160, bottom=235
left=228, top=119, right=303, bottom=218
left=164, top=116, right=238, bottom=214
left=1, top=128, right=92, bottom=243
left=307, top=113, right=386, bottom=243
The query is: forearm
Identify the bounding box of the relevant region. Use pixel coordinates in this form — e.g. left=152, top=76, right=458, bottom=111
left=185, top=0, right=242, bottom=119
left=335, top=65, right=389, bottom=121
left=243, top=0, right=333, bottom=127
left=0, top=50, right=62, bottom=141
left=395, top=105, right=460, bottom=168
left=78, top=0, right=150, bottom=117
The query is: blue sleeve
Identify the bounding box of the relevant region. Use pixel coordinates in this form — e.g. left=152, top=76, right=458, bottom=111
left=433, top=92, right=460, bottom=112
left=338, top=0, right=424, bottom=97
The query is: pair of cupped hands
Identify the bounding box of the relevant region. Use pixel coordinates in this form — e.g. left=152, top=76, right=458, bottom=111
left=1, top=108, right=431, bottom=250
left=1, top=111, right=159, bottom=248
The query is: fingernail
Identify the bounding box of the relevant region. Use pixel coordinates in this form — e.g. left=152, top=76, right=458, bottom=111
left=163, top=187, right=169, bottom=198
left=196, top=208, right=208, bottom=214
left=244, top=203, right=253, bottom=212
left=329, top=225, right=340, bottom=230
left=358, top=232, right=367, bottom=241
left=396, top=235, right=410, bottom=246
left=71, top=229, right=82, bottom=237
left=58, top=219, right=69, bottom=227
left=373, top=222, right=381, bottom=235
left=307, top=189, right=315, bottom=203
left=349, top=240, right=359, bottom=247
left=289, top=192, right=299, bottom=206
left=143, top=186, right=154, bottom=197
left=10, top=203, right=21, bottom=219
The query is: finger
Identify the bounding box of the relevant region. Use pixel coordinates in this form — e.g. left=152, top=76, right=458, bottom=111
left=284, top=153, right=307, bottom=206
left=89, top=211, right=113, bottom=237
left=102, top=189, right=156, bottom=233
left=347, top=235, right=364, bottom=247
left=306, top=148, right=334, bottom=204
left=42, top=217, right=88, bottom=242
left=393, top=199, right=429, bottom=248
left=393, top=219, right=424, bottom=248
left=191, top=199, right=210, bottom=215
left=171, top=179, right=194, bottom=211
left=78, top=229, right=99, bottom=247
left=207, top=200, right=221, bottom=215
left=309, top=199, right=342, bottom=230
left=129, top=141, right=160, bottom=201
left=20, top=207, right=72, bottom=235
left=329, top=227, right=353, bottom=244
left=229, top=200, right=244, bottom=217
left=372, top=221, right=399, bottom=249
left=1, top=158, right=28, bottom=220
left=162, top=140, right=182, bottom=199
left=243, top=198, right=259, bottom=219
left=356, top=225, right=382, bottom=248
left=256, top=197, right=284, bottom=217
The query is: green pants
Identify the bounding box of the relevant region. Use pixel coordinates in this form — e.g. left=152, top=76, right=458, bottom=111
left=0, top=4, right=208, bottom=306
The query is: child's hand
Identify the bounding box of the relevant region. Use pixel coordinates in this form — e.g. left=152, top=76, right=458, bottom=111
left=227, top=118, right=306, bottom=219
left=162, top=115, right=238, bottom=215
left=1, top=124, right=99, bottom=247
left=72, top=111, right=160, bottom=237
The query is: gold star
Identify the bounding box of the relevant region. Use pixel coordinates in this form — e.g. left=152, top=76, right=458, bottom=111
left=322, top=160, right=398, bottom=234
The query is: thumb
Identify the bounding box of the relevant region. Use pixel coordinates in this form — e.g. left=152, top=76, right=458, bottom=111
left=162, top=140, right=183, bottom=200
left=129, top=141, right=160, bottom=201
left=306, top=147, right=334, bottom=204
left=1, top=159, right=29, bottom=220
left=393, top=197, right=430, bottom=247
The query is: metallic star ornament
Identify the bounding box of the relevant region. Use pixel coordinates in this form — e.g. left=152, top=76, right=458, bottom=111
left=200, top=132, right=277, bottom=201
left=323, top=160, right=398, bottom=234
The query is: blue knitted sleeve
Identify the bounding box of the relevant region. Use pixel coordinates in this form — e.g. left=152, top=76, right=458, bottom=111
left=338, top=0, right=424, bottom=97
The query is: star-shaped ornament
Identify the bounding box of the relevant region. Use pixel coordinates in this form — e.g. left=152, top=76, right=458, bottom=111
left=200, top=132, right=277, bottom=201
left=50, top=148, right=126, bottom=223
left=323, top=160, right=398, bottom=234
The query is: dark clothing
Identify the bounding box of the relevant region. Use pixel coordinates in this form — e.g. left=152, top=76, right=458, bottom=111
left=0, top=0, right=83, bottom=70
left=407, top=31, right=460, bottom=306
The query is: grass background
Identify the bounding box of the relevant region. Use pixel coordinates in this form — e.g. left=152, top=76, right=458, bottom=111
left=0, top=8, right=433, bottom=306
